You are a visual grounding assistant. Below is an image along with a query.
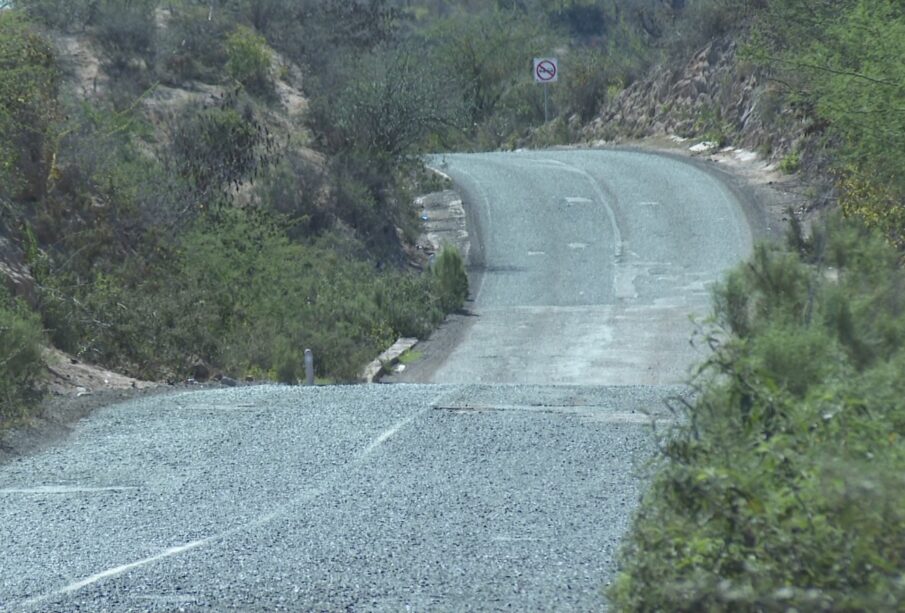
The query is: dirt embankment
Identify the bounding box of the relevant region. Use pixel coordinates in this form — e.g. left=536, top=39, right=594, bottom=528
left=584, top=37, right=808, bottom=163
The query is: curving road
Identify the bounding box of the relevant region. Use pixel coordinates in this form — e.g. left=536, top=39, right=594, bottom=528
left=401, top=149, right=755, bottom=385
left=0, top=149, right=756, bottom=612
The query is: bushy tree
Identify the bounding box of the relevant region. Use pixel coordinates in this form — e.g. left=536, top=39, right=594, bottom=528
left=610, top=218, right=905, bottom=611
left=0, top=12, right=60, bottom=202
left=308, top=46, right=461, bottom=160
left=93, top=0, right=158, bottom=74
left=0, top=286, right=44, bottom=422
left=225, top=25, right=272, bottom=94
left=748, top=0, right=905, bottom=244
left=170, top=90, right=276, bottom=203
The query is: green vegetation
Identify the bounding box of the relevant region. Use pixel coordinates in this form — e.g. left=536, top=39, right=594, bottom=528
left=225, top=26, right=272, bottom=95
left=38, top=210, right=447, bottom=382
left=746, top=0, right=905, bottom=246
left=0, top=286, right=44, bottom=422
left=1, top=0, right=482, bottom=398
left=398, top=349, right=423, bottom=366
left=609, top=218, right=905, bottom=610
left=779, top=150, right=801, bottom=175
left=432, top=245, right=469, bottom=313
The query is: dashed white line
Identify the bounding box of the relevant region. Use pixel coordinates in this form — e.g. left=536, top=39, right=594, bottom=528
left=360, top=415, right=416, bottom=458
left=0, top=486, right=139, bottom=495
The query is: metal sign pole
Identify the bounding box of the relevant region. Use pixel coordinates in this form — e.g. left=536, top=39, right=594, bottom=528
left=534, top=58, right=558, bottom=124
left=544, top=83, right=549, bottom=123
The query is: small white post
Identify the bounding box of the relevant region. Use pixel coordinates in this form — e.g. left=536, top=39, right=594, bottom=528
left=304, top=348, right=314, bottom=386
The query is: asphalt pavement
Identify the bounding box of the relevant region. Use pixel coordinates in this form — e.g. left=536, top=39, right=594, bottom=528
left=413, top=149, right=754, bottom=385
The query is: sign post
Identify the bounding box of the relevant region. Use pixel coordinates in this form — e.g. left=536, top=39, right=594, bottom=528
left=533, top=57, right=558, bottom=123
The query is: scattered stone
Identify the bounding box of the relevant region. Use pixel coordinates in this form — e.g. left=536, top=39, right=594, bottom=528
left=690, top=141, right=719, bottom=153
left=190, top=361, right=211, bottom=382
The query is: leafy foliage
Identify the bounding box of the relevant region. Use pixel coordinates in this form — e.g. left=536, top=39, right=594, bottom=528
left=170, top=90, right=276, bottom=202
left=93, top=0, right=158, bottom=75
left=432, top=245, right=468, bottom=313
left=225, top=25, right=272, bottom=95
left=14, top=0, right=98, bottom=31
left=609, top=218, right=905, bottom=611
left=0, top=12, right=59, bottom=202
left=747, top=0, right=905, bottom=243
left=37, top=210, right=444, bottom=382
left=0, top=285, right=44, bottom=423
left=308, top=46, right=460, bottom=160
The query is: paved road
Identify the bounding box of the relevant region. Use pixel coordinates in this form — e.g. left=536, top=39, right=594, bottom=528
left=0, top=150, right=756, bottom=611
left=398, top=149, right=755, bottom=384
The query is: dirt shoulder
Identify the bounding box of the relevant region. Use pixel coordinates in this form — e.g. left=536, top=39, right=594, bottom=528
left=0, top=349, right=244, bottom=466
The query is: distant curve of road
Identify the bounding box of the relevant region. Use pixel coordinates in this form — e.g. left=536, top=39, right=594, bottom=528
left=398, top=149, right=756, bottom=385
left=0, top=149, right=757, bottom=612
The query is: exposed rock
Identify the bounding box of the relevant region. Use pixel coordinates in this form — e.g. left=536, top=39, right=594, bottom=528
left=0, top=236, right=35, bottom=306
left=584, top=37, right=807, bottom=163
left=190, top=361, right=211, bottom=382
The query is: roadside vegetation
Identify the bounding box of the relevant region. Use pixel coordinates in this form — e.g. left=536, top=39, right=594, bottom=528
left=607, top=1, right=905, bottom=610
left=0, top=285, right=44, bottom=422
left=610, top=217, right=905, bottom=610
left=1, top=2, right=904, bottom=604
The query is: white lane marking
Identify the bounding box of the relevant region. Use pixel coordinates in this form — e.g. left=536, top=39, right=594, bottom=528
left=637, top=201, right=660, bottom=207
left=360, top=416, right=416, bottom=458
left=564, top=197, right=593, bottom=205
left=527, top=250, right=546, bottom=256
left=21, top=539, right=210, bottom=608
left=0, top=486, right=139, bottom=495
left=18, top=414, right=422, bottom=610
left=568, top=243, right=588, bottom=250
left=540, top=158, right=624, bottom=259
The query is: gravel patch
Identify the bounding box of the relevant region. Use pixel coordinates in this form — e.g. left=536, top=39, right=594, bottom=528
left=0, top=384, right=668, bottom=611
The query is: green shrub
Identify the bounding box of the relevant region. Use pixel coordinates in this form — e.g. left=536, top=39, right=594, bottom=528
left=36, top=208, right=447, bottom=383
left=0, top=287, right=44, bottom=423
left=225, top=25, right=272, bottom=95
left=93, top=0, right=158, bottom=75
left=157, top=3, right=230, bottom=83
left=171, top=93, right=275, bottom=200
left=433, top=245, right=468, bottom=313
left=0, top=12, right=60, bottom=203
left=609, top=218, right=905, bottom=611
left=16, top=0, right=98, bottom=31
left=779, top=150, right=801, bottom=174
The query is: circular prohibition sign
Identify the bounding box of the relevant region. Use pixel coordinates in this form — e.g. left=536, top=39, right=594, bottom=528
left=535, top=60, right=557, bottom=83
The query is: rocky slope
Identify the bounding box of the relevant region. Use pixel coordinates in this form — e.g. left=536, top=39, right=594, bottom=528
left=584, top=37, right=807, bottom=164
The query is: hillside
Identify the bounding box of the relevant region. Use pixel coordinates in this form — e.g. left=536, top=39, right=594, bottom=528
left=0, top=0, right=472, bottom=415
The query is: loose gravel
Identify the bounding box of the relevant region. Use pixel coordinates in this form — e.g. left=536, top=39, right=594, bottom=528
left=0, top=383, right=670, bottom=612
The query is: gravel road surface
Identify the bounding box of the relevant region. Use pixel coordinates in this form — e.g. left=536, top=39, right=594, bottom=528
left=1, top=385, right=681, bottom=612
left=0, top=149, right=756, bottom=611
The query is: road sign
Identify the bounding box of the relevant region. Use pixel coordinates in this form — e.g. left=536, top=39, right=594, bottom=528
left=534, top=58, right=558, bottom=84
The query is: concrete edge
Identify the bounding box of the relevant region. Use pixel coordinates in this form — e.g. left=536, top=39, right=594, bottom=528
left=362, top=338, right=420, bottom=384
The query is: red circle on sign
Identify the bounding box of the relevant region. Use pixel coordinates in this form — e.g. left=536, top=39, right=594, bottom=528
left=536, top=60, right=556, bottom=82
